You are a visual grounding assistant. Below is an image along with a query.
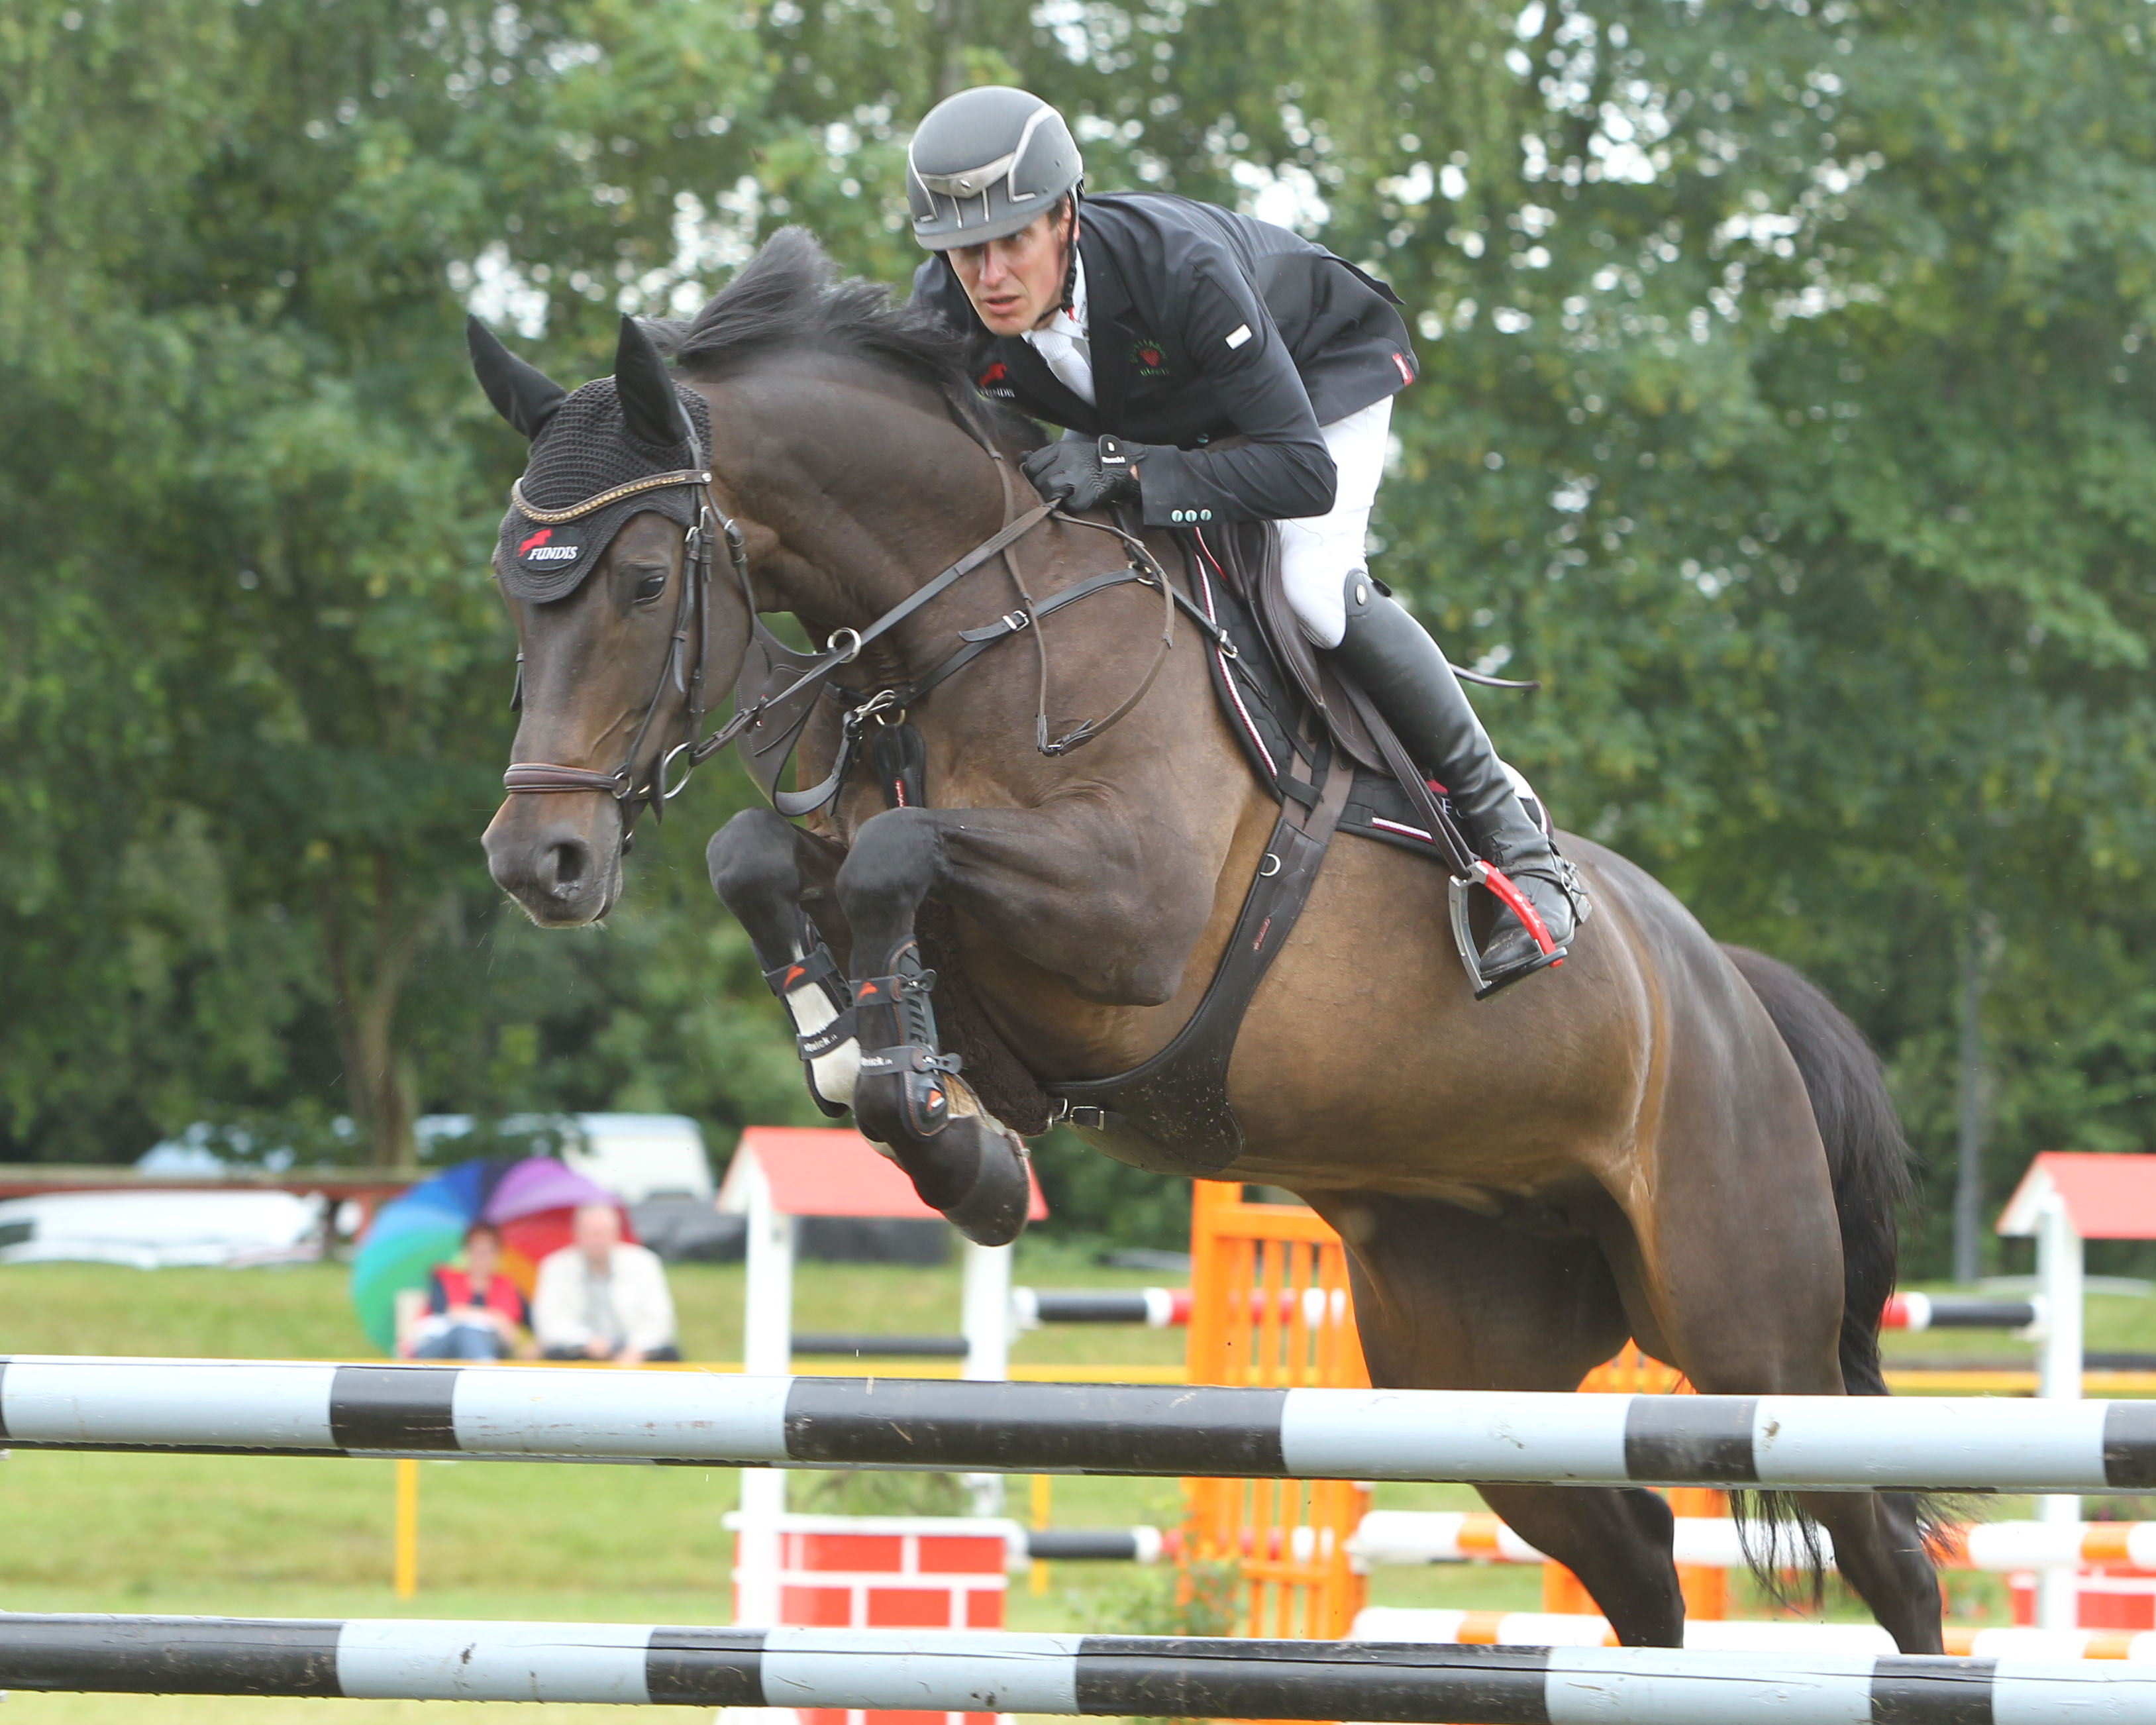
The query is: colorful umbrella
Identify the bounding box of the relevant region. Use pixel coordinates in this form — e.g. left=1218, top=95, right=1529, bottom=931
left=349, top=1157, right=630, bottom=1353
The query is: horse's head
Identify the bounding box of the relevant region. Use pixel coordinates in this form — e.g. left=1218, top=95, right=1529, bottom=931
left=471, top=314, right=752, bottom=925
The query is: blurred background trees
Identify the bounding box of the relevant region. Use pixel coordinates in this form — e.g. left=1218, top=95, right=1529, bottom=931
left=3, top=0, right=2149, bottom=1266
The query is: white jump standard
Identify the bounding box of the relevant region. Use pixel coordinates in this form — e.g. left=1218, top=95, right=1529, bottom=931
left=4, top=1618, right=2155, bottom=1721
left=9, top=1358, right=2156, bottom=1490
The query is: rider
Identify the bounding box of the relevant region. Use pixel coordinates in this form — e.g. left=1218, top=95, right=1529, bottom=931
left=906, top=85, right=1586, bottom=992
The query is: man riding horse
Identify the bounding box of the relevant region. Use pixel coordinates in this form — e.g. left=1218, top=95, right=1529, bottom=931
left=905, top=85, right=1587, bottom=994
left=474, top=162, right=1945, bottom=1656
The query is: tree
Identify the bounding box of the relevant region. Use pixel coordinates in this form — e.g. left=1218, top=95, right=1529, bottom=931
left=3, top=0, right=2147, bottom=1253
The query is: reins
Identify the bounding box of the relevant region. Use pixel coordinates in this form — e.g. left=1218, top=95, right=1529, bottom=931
left=976, top=443, right=1178, bottom=758
left=501, top=406, right=1190, bottom=826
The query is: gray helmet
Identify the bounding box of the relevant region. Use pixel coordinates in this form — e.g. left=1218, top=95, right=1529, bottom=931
left=907, top=86, right=1083, bottom=251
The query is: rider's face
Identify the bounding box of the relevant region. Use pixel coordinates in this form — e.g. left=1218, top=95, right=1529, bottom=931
left=946, top=204, right=1073, bottom=337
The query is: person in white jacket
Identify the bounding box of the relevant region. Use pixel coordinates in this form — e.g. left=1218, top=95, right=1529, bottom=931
left=532, top=1204, right=680, bottom=1363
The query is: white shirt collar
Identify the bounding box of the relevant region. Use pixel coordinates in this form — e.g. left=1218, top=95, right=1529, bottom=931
left=1027, top=252, right=1088, bottom=343
left=1021, top=255, right=1094, bottom=405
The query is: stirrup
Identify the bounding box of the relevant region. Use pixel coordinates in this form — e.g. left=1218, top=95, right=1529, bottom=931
left=1448, top=860, right=1569, bottom=1001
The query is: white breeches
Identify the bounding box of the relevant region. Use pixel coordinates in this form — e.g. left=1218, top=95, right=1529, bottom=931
left=1277, top=395, right=1393, bottom=649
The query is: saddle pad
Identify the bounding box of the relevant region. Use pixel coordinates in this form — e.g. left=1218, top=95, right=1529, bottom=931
left=1180, top=530, right=1549, bottom=861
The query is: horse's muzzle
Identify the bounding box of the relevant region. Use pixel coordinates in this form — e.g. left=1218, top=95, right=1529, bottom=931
left=482, top=795, right=624, bottom=926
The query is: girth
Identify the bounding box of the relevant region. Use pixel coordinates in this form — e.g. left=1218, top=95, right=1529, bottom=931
left=1041, top=569, right=1353, bottom=1176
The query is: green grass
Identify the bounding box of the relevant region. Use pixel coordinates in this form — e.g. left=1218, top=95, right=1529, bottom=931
left=0, top=1242, right=1189, bottom=1371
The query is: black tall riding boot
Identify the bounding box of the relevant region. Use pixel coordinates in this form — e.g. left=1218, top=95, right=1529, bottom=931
left=1331, top=574, right=1587, bottom=994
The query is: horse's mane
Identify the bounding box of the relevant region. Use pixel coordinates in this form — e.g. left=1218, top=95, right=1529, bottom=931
left=650, top=228, right=1035, bottom=448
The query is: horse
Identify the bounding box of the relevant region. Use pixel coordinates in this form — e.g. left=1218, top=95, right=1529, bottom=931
left=472, top=229, right=1941, bottom=1652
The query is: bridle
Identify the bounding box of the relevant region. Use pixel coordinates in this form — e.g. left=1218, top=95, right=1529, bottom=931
left=497, top=464, right=742, bottom=828
left=497, top=405, right=1207, bottom=830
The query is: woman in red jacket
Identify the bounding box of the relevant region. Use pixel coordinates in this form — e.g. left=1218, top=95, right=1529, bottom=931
left=411, top=1222, right=534, bottom=1361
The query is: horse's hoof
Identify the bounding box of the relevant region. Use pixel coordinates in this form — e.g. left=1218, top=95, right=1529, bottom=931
left=934, top=1118, right=1032, bottom=1247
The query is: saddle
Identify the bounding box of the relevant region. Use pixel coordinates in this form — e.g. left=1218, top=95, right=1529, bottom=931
left=1182, top=520, right=1551, bottom=866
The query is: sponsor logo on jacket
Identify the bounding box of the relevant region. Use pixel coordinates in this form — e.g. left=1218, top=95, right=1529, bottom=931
left=1129, top=337, right=1172, bottom=378
left=976, top=360, right=1016, bottom=400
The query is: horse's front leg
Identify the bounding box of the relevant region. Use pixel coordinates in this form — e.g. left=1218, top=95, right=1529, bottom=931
left=826, top=806, right=1029, bottom=1245
left=833, top=800, right=1215, bottom=1246
left=707, top=808, right=856, bottom=1118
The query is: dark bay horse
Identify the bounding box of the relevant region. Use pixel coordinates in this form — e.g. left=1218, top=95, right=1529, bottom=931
left=474, top=230, right=1939, bottom=1651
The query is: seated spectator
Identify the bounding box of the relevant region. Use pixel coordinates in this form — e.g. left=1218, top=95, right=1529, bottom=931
left=408, top=1222, right=535, bottom=1361
left=532, top=1202, right=680, bottom=1363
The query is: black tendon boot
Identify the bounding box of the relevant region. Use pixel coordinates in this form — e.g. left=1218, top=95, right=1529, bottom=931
left=1333, top=574, right=1588, bottom=996
left=849, top=945, right=1032, bottom=1246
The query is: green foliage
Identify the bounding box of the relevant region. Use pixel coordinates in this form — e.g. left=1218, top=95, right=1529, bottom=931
left=1, top=0, right=2149, bottom=1263
left=1030, top=1129, right=1194, bottom=1251
left=1090, top=1555, right=1241, bottom=1638
left=795, top=1469, right=970, bottom=1517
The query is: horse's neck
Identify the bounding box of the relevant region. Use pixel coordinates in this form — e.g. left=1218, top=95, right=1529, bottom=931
left=711, top=367, right=1011, bottom=631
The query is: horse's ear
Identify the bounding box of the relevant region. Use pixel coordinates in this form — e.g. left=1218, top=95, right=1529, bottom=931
left=614, top=314, right=690, bottom=450
left=467, top=314, right=567, bottom=441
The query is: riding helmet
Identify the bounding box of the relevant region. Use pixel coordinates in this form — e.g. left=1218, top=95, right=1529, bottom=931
left=906, top=86, right=1083, bottom=251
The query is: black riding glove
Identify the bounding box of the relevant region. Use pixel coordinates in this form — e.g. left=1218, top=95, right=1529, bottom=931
left=1021, top=435, right=1141, bottom=512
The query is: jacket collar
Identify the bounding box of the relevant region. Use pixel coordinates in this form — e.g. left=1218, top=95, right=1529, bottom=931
left=1074, top=222, right=1133, bottom=426
left=1077, top=219, right=1133, bottom=322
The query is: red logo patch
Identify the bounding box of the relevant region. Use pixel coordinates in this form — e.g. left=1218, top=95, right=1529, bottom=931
left=517, top=527, right=552, bottom=557
left=978, top=362, right=1008, bottom=386
left=1129, top=336, right=1170, bottom=377
left=1392, top=351, right=1414, bottom=386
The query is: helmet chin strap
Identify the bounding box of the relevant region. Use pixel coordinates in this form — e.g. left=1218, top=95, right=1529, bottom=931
left=1056, top=188, right=1082, bottom=315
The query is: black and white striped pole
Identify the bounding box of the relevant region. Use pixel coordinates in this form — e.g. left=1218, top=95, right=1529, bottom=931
left=8, top=1359, right=2156, bottom=1491
left=1, top=1618, right=2152, bottom=1719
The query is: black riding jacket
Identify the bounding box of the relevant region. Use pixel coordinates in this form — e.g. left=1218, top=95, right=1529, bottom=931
left=911, top=193, right=1418, bottom=529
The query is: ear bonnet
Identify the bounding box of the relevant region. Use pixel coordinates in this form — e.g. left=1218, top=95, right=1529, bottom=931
left=472, top=315, right=714, bottom=603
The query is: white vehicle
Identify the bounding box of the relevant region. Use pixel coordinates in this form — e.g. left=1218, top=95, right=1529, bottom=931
left=408, top=1112, right=713, bottom=1202
left=0, top=1188, right=325, bottom=1269
left=562, top=1114, right=714, bottom=1203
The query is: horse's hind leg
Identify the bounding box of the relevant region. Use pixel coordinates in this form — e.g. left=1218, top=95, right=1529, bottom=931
left=1790, top=1490, right=1940, bottom=1651
left=707, top=808, right=855, bottom=1115
left=1306, top=1191, right=1686, bottom=1647
left=1477, top=1483, right=1682, bottom=1647
left=1596, top=989, right=1947, bottom=1653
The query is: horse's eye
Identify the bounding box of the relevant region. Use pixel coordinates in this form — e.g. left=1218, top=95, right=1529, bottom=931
left=633, top=568, right=667, bottom=603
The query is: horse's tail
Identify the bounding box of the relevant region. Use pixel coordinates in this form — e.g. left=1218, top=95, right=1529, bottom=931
left=1718, top=945, right=1947, bottom=1600
left=1723, top=944, right=1910, bottom=1396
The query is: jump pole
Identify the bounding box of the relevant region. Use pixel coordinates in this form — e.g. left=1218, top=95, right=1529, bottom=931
left=2035, top=1187, right=2087, bottom=1631
left=1352, top=1606, right=2156, bottom=1662
left=3, top=1618, right=2151, bottom=1720
left=393, top=1457, right=419, bottom=1600
left=959, top=1234, right=1015, bottom=1516
left=1351, top=1510, right=2156, bottom=1574
left=733, top=1153, right=793, bottom=1626
left=1015, top=1287, right=2040, bottom=1331
left=11, top=1359, right=2156, bottom=1490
